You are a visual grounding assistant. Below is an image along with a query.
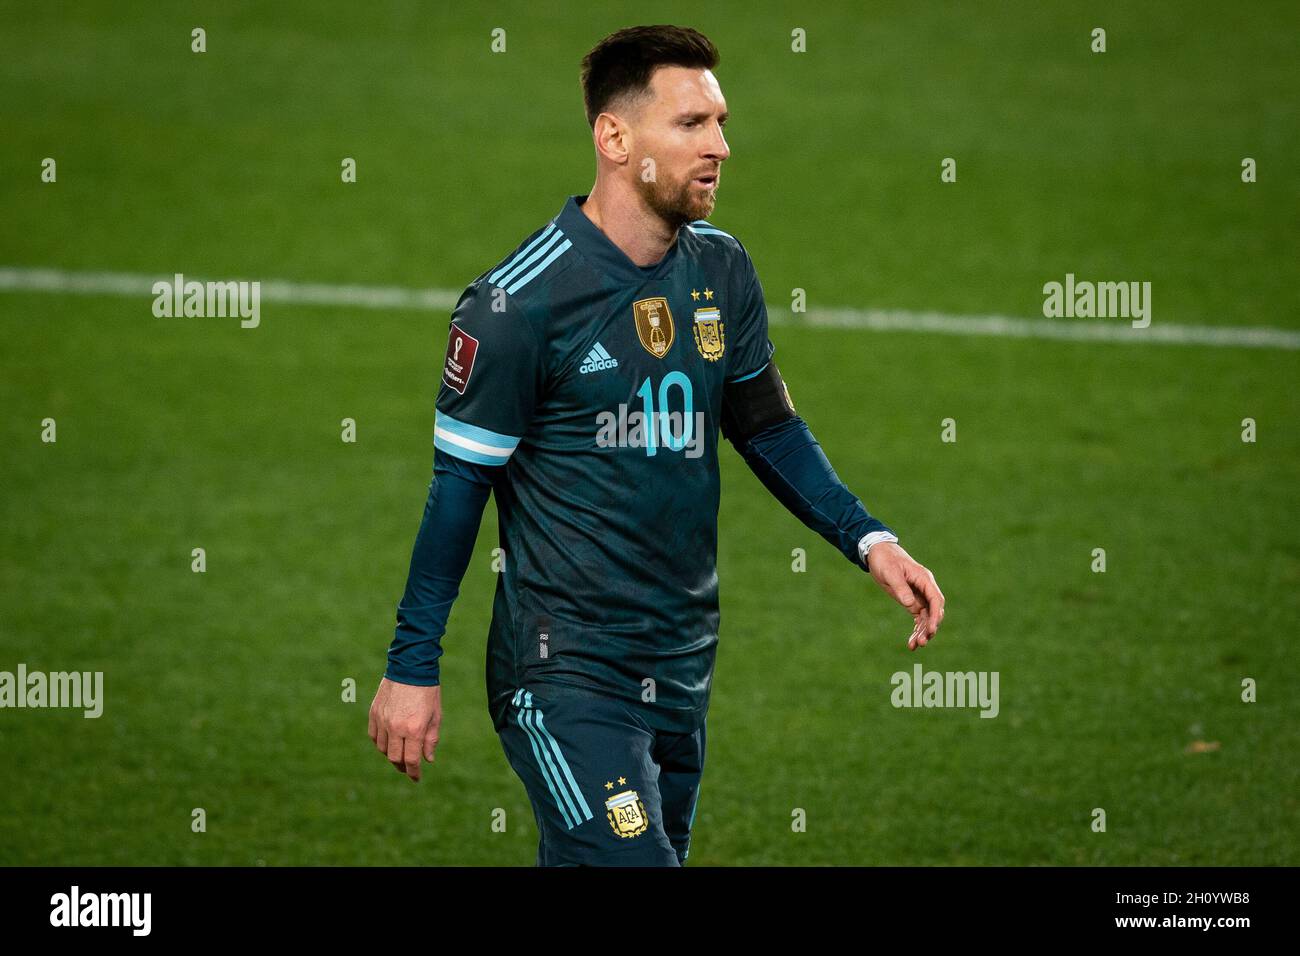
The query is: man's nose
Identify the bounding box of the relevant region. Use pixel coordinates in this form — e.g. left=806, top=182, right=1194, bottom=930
left=705, top=123, right=730, bottom=161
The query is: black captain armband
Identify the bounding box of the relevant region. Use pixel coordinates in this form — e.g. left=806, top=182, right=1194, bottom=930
left=721, top=361, right=798, bottom=444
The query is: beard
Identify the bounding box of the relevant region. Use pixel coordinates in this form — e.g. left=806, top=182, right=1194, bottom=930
left=635, top=166, right=717, bottom=229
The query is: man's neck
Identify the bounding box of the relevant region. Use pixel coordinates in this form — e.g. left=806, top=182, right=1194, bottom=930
left=580, top=181, right=680, bottom=268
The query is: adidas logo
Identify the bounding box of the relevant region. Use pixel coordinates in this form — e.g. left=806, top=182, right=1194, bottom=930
left=579, top=341, right=619, bottom=374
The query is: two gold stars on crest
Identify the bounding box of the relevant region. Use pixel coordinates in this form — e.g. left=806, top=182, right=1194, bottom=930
left=603, top=776, right=628, bottom=790
left=690, top=288, right=715, bottom=301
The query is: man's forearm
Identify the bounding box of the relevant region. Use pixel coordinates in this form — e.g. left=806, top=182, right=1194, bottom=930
left=385, top=449, right=496, bottom=685
left=733, top=415, right=893, bottom=571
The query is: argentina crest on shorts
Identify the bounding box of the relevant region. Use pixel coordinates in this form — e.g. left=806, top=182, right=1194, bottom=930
left=605, top=788, right=649, bottom=838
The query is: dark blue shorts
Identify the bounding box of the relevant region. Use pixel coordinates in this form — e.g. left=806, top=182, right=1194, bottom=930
left=497, top=685, right=706, bottom=866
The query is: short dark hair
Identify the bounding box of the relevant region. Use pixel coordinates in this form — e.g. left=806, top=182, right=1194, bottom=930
left=580, top=25, right=720, bottom=127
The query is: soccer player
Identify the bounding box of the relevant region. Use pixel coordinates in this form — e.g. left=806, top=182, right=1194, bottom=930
left=368, top=24, right=945, bottom=866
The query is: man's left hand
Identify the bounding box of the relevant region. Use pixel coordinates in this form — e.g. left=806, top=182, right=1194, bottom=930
left=867, top=542, right=945, bottom=650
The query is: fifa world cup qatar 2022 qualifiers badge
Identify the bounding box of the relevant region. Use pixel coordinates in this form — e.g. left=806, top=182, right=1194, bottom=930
left=605, top=788, right=649, bottom=838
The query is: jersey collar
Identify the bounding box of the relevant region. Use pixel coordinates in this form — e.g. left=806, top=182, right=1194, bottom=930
left=555, top=194, right=683, bottom=283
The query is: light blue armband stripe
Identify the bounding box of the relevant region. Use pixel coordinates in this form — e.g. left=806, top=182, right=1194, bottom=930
left=433, top=412, right=520, bottom=466
left=727, top=360, right=770, bottom=384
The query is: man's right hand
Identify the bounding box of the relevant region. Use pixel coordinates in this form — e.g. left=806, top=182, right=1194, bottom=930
left=368, top=678, right=442, bottom=782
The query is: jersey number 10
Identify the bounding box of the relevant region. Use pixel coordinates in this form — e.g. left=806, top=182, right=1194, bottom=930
left=636, top=372, right=694, bottom=457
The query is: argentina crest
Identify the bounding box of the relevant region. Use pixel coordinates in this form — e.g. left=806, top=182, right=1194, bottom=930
left=605, top=789, right=649, bottom=838
left=692, top=306, right=724, bottom=361
left=633, top=296, right=674, bottom=358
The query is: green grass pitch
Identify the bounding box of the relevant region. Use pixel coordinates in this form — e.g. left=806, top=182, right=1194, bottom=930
left=0, top=1, right=1296, bottom=865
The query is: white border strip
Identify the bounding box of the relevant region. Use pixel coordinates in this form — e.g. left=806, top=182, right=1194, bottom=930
left=2, top=266, right=1295, bottom=351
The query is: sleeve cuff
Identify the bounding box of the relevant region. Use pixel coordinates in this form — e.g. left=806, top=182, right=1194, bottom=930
left=383, top=666, right=441, bottom=687
left=857, top=530, right=899, bottom=569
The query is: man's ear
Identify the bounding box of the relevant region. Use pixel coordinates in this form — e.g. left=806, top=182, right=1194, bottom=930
left=593, top=112, right=631, bottom=166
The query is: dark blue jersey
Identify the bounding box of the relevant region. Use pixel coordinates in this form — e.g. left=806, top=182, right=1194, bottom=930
left=434, top=195, right=773, bottom=733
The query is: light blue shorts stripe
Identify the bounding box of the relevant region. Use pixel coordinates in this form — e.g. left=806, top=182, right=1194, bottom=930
left=516, top=708, right=578, bottom=829
left=533, top=709, right=593, bottom=822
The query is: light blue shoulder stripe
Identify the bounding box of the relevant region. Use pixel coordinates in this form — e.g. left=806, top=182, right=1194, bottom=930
left=689, top=220, right=737, bottom=241
left=489, top=223, right=557, bottom=284
left=495, top=228, right=565, bottom=289
left=505, top=238, right=572, bottom=295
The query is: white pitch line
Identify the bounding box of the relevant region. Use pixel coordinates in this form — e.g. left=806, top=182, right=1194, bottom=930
left=0, top=266, right=463, bottom=312
left=1, top=265, right=1297, bottom=351
left=793, top=304, right=1300, bottom=350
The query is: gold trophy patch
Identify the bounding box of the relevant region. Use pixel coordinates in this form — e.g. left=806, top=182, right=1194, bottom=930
left=633, top=297, right=675, bottom=358
left=692, top=306, right=724, bottom=361
left=605, top=789, right=649, bottom=838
